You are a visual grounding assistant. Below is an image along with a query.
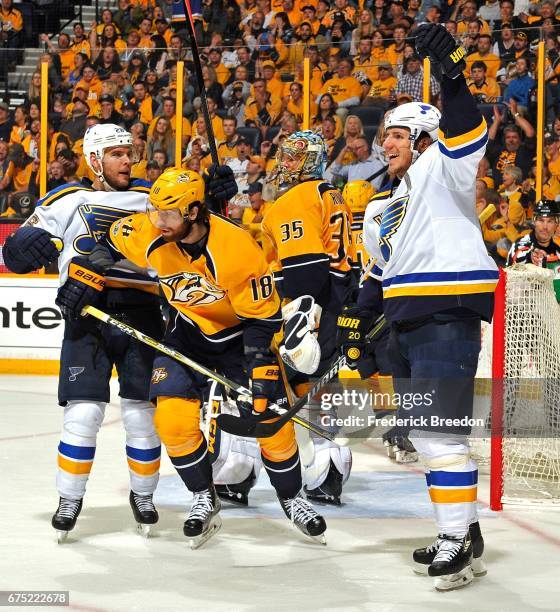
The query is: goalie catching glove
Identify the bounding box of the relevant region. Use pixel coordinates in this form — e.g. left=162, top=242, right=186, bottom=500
left=279, top=295, right=322, bottom=375
left=336, top=305, right=370, bottom=369
left=55, top=257, right=106, bottom=319
left=414, top=23, right=466, bottom=80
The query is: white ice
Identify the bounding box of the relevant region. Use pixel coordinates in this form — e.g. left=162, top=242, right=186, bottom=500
left=1, top=375, right=559, bottom=612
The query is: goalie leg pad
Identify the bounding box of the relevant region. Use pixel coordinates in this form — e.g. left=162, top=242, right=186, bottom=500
left=279, top=295, right=322, bottom=375
left=121, top=398, right=161, bottom=495
left=57, top=401, right=106, bottom=500
left=303, top=437, right=352, bottom=505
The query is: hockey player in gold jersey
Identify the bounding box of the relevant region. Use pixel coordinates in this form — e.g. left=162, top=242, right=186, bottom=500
left=342, top=179, right=376, bottom=278
left=261, top=131, right=355, bottom=505
left=55, top=167, right=327, bottom=547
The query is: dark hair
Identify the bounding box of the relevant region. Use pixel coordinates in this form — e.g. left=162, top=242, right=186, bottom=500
left=471, top=60, right=487, bottom=71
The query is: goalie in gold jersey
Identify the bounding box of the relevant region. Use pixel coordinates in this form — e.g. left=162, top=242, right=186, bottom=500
left=55, top=167, right=327, bottom=547
left=261, top=131, right=356, bottom=506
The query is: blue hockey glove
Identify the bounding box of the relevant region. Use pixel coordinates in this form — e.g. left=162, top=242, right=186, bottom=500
left=2, top=226, right=60, bottom=273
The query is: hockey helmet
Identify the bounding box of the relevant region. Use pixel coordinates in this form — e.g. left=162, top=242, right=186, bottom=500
left=384, top=102, right=441, bottom=144
left=149, top=168, right=206, bottom=220
left=342, top=180, right=375, bottom=213
left=274, top=130, right=327, bottom=188
left=83, top=123, right=132, bottom=175
left=534, top=199, right=560, bottom=219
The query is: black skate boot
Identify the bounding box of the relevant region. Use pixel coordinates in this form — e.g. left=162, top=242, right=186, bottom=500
left=304, top=460, right=343, bottom=506
left=129, top=491, right=159, bottom=537
left=216, top=471, right=256, bottom=506
left=382, top=429, right=418, bottom=463
left=279, top=493, right=327, bottom=544
left=183, top=485, right=222, bottom=549
left=428, top=533, right=474, bottom=592
left=52, top=497, right=83, bottom=543
left=413, top=521, right=486, bottom=577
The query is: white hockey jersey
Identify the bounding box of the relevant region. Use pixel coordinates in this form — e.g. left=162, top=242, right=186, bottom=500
left=24, top=180, right=158, bottom=293
left=363, top=117, right=499, bottom=323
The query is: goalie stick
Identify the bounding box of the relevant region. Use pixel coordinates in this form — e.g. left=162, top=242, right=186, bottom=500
left=81, top=305, right=335, bottom=441
left=217, top=313, right=388, bottom=439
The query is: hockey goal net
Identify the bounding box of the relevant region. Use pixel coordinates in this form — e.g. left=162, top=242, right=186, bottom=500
left=473, top=264, right=560, bottom=510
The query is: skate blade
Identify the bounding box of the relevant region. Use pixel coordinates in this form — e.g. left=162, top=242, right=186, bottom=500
left=433, top=565, right=474, bottom=592
left=188, top=515, right=222, bottom=550
left=55, top=530, right=69, bottom=544
left=395, top=451, right=419, bottom=464
left=413, top=562, right=429, bottom=576
left=136, top=523, right=153, bottom=538
left=472, top=557, right=487, bottom=577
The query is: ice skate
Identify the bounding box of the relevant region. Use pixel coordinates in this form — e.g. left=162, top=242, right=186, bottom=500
left=129, top=491, right=159, bottom=537
left=382, top=430, right=418, bottom=463
left=52, top=497, right=82, bottom=543
left=304, top=461, right=343, bottom=506
left=413, top=521, right=486, bottom=577
left=183, top=486, right=222, bottom=549
left=428, top=533, right=474, bottom=592
left=279, top=493, right=327, bottom=545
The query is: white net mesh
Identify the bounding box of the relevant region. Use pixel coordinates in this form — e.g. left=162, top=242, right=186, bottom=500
left=473, top=264, right=560, bottom=505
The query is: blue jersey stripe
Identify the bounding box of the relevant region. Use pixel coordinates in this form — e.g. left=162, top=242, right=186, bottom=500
left=429, top=469, right=478, bottom=487
left=126, top=445, right=161, bottom=462
left=58, top=441, right=96, bottom=460
left=438, top=133, right=488, bottom=159
left=382, top=269, right=499, bottom=288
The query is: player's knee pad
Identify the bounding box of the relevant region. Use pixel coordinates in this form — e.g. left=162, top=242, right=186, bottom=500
left=120, top=398, right=157, bottom=438
left=258, top=419, right=298, bottom=463
left=62, top=400, right=106, bottom=444
left=154, top=396, right=203, bottom=457
left=409, top=434, right=471, bottom=470
left=302, top=437, right=352, bottom=490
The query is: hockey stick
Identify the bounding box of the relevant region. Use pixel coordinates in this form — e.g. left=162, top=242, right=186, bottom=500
left=217, top=313, right=388, bottom=439
left=183, top=0, right=219, bottom=168
left=81, top=305, right=334, bottom=441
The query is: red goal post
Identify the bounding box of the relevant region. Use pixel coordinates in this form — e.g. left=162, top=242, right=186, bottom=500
left=476, top=264, right=560, bottom=510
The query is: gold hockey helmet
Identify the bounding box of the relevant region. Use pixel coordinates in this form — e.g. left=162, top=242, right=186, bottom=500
left=149, top=168, right=205, bottom=217
left=342, top=180, right=375, bottom=213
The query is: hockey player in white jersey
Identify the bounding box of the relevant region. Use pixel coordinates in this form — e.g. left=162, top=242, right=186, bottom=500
left=2, top=124, right=163, bottom=541
left=338, top=25, right=498, bottom=590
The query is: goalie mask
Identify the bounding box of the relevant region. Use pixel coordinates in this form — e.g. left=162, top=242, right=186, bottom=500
left=83, top=123, right=133, bottom=190
left=270, top=131, right=327, bottom=191
left=384, top=102, right=441, bottom=163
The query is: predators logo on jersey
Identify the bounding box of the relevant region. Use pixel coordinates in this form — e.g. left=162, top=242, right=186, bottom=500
left=160, top=272, right=226, bottom=306
left=379, top=195, right=409, bottom=262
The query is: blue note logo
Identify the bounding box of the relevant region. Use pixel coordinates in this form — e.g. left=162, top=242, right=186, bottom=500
left=68, top=367, right=85, bottom=382
left=378, top=195, right=409, bottom=262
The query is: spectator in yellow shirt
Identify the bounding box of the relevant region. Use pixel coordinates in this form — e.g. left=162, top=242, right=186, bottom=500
left=244, top=78, right=283, bottom=136
left=40, top=32, right=77, bottom=81
left=132, top=80, right=158, bottom=126
left=318, top=58, right=362, bottom=119
left=261, top=60, right=285, bottom=100
left=241, top=181, right=272, bottom=246
left=366, top=62, right=397, bottom=104
left=0, top=0, right=22, bottom=66
left=311, top=93, right=344, bottom=138
left=208, top=47, right=231, bottom=86
left=465, top=34, right=501, bottom=80
left=499, top=165, right=527, bottom=228
left=353, top=38, right=377, bottom=83
left=284, top=82, right=318, bottom=127
left=468, top=61, right=501, bottom=103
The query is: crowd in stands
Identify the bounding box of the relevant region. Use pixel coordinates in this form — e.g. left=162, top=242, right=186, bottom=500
left=0, top=0, right=559, bottom=262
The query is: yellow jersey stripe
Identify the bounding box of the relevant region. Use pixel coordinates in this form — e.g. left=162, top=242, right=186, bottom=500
left=127, top=458, right=161, bottom=476
left=58, top=456, right=93, bottom=475
left=438, top=119, right=486, bottom=149
left=384, top=281, right=497, bottom=298
left=40, top=185, right=92, bottom=207
left=429, top=487, right=478, bottom=504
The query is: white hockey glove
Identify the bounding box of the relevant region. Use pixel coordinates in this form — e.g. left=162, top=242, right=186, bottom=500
left=279, top=295, right=322, bottom=375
